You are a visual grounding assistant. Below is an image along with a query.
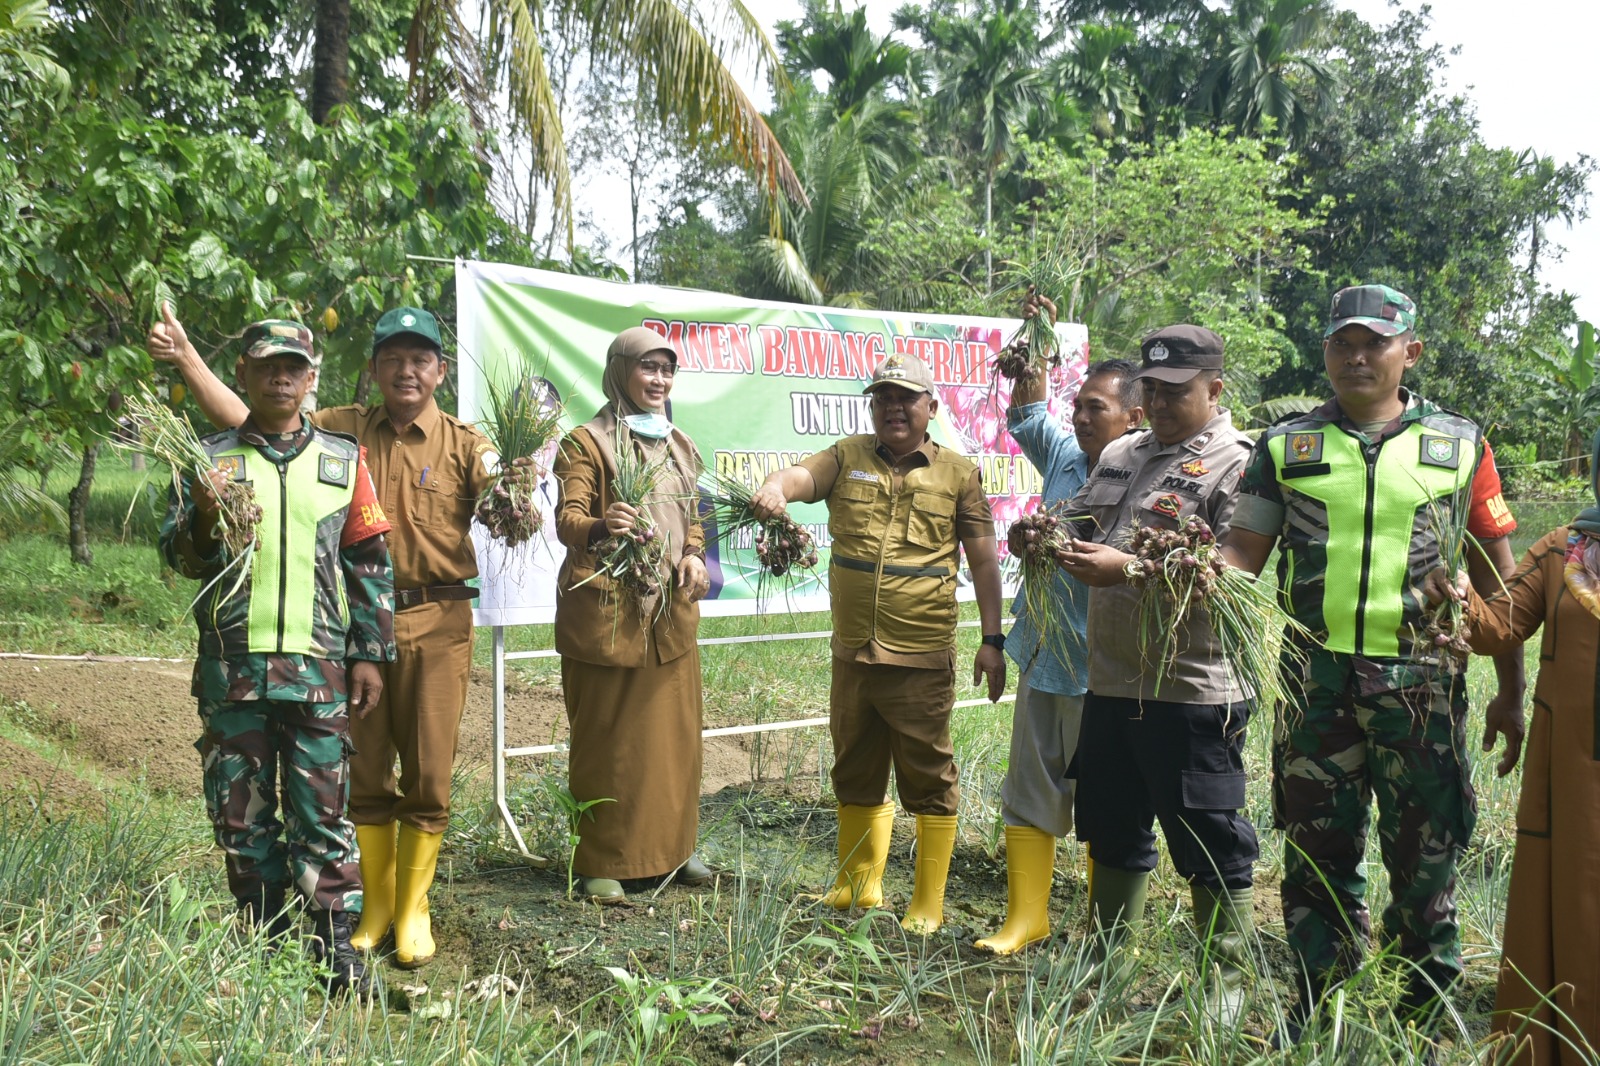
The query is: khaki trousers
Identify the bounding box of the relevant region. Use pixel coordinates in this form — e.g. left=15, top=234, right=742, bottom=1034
left=348, top=597, right=474, bottom=833
left=829, top=656, right=958, bottom=816
left=1000, top=676, right=1082, bottom=837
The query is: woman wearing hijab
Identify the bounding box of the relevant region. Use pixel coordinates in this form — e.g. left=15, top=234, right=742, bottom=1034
left=1448, top=429, right=1600, bottom=1063
left=553, top=327, right=712, bottom=902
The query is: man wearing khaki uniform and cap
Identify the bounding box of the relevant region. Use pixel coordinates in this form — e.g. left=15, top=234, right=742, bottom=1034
left=752, top=353, right=1006, bottom=935
left=150, top=304, right=494, bottom=971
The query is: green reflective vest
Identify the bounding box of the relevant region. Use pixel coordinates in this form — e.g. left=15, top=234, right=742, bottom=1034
left=1260, top=403, right=1481, bottom=658
left=196, top=426, right=362, bottom=659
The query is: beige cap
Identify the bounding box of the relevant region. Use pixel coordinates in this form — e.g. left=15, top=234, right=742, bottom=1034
left=863, top=352, right=936, bottom=395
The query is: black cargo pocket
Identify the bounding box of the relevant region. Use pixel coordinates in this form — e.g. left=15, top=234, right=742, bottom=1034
left=1180, top=769, right=1247, bottom=811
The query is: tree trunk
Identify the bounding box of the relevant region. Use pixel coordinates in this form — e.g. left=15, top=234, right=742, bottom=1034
left=311, top=0, right=351, bottom=124
left=353, top=365, right=374, bottom=406
left=66, top=443, right=98, bottom=567
left=984, top=165, right=995, bottom=295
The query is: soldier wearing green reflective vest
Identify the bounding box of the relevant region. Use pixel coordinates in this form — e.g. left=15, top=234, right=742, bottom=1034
left=160, top=321, right=396, bottom=998
left=1220, top=285, right=1525, bottom=1043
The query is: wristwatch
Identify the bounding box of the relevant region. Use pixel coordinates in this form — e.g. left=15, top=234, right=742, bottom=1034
left=981, top=633, right=1006, bottom=650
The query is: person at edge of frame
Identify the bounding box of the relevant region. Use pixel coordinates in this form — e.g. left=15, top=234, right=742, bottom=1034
left=1218, top=284, right=1524, bottom=1047
left=1425, top=427, right=1600, bottom=1066
left=748, top=351, right=1007, bottom=936
left=149, top=303, right=495, bottom=971
left=1052, top=323, right=1259, bottom=1024
left=157, top=320, right=396, bottom=998
left=975, top=290, right=1145, bottom=956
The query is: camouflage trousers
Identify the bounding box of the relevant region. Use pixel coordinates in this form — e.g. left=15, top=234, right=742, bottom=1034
left=1273, top=655, right=1477, bottom=1002
left=196, top=698, right=362, bottom=912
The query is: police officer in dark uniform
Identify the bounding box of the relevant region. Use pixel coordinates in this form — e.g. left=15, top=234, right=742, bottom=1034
left=1057, top=325, right=1257, bottom=1020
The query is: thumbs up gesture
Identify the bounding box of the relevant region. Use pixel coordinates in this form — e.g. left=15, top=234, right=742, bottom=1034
left=147, top=301, right=192, bottom=365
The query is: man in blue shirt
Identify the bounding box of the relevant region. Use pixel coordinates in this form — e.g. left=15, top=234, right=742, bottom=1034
left=976, top=299, right=1143, bottom=954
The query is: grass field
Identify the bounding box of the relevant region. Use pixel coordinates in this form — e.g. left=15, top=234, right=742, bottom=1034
left=0, top=465, right=1587, bottom=1064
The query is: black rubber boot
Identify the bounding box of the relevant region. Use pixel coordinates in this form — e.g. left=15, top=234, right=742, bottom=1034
left=311, top=909, right=372, bottom=998
left=238, top=884, right=293, bottom=955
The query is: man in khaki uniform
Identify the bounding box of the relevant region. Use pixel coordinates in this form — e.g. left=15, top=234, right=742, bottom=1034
left=1056, top=324, right=1257, bottom=1020
left=752, top=353, right=1006, bottom=935
left=150, top=304, right=494, bottom=970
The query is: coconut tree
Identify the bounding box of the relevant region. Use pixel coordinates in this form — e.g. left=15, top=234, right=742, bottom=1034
left=311, top=0, right=805, bottom=241
left=1200, top=0, right=1339, bottom=145
left=897, top=0, right=1053, bottom=289
left=1052, top=21, right=1143, bottom=139
left=753, top=87, right=930, bottom=308
left=777, top=1, right=915, bottom=120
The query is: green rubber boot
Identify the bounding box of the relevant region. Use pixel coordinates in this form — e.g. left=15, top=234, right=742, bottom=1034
left=1191, top=883, right=1255, bottom=1027
left=1066, top=863, right=1148, bottom=988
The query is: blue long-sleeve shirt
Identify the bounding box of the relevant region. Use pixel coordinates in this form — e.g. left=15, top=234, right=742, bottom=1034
left=1005, top=402, right=1090, bottom=696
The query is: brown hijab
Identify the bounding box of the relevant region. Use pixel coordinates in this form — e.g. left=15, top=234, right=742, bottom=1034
left=579, top=327, right=702, bottom=570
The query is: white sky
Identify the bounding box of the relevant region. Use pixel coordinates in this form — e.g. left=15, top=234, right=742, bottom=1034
left=580, top=0, right=1598, bottom=324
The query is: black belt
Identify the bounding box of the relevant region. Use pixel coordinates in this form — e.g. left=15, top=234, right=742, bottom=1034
left=831, top=554, right=951, bottom=579
left=395, top=583, right=479, bottom=611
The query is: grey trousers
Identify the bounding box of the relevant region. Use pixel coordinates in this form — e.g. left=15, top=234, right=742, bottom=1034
left=1000, top=675, right=1084, bottom=838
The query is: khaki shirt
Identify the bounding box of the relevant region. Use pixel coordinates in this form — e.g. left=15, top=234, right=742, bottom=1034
left=800, top=435, right=992, bottom=669
left=1067, top=409, right=1251, bottom=703
left=312, top=399, right=495, bottom=590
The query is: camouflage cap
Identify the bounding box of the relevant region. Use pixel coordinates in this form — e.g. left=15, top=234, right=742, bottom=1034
left=1135, top=324, right=1224, bottom=383
left=372, top=306, right=443, bottom=353
left=864, top=352, right=936, bottom=395
left=242, top=320, right=318, bottom=368
left=1325, top=284, right=1416, bottom=338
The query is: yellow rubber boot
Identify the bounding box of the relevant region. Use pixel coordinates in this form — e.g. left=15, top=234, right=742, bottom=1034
left=393, top=824, right=443, bottom=969
left=901, top=814, right=958, bottom=934
left=974, top=826, right=1057, bottom=954
left=822, top=803, right=895, bottom=910
left=350, top=823, right=398, bottom=952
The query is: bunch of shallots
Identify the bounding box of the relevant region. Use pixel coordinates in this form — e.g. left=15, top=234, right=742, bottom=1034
left=119, top=388, right=261, bottom=559
left=699, top=469, right=822, bottom=598
left=1124, top=514, right=1308, bottom=702
left=474, top=369, right=562, bottom=547
left=1006, top=503, right=1085, bottom=677
left=474, top=455, right=543, bottom=546
left=753, top=514, right=820, bottom=577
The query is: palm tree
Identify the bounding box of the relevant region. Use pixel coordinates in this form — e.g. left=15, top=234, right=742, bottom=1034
left=1200, top=0, right=1339, bottom=145
left=897, top=0, right=1053, bottom=290
left=1053, top=21, right=1143, bottom=139
left=312, top=0, right=805, bottom=242
left=777, top=1, right=915, bottom=119
left=0, top=0, right=69, bottom=101
left=753, top=87, right=929, bottom=308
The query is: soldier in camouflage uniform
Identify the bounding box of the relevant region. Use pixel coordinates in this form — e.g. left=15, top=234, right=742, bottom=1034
left=159, top=321, right=396, bottom=996
left=1221, top=286, right=1525, bottom=1039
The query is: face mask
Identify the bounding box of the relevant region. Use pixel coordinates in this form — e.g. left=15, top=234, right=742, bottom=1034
left=621, top=413, right=673, bottom=439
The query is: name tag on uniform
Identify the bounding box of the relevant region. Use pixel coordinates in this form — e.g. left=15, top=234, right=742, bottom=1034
left=319, top=454, right=351, bottom=487
left=1419, top=434, right=1460, bottom=470
left=1096, top=466, right=1133, bottom=482
left=847, top=469, right=879, bottom=483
